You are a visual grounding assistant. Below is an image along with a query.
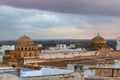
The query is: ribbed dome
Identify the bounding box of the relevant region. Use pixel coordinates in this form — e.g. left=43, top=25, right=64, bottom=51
left=16, top=35, right=34, bottom=45
left=91, top=34, right=106, bottom=44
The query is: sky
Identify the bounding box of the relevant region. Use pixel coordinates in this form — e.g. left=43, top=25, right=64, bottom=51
left=0, top=0, right=120, bottom=40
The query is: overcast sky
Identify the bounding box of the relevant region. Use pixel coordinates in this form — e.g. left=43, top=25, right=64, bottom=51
left=0, top=0, right=120, bottom=40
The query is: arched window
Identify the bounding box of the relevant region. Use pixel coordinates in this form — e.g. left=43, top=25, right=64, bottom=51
left=24, top=54, right=26, bottom=57
left=29, top=53, right=32, bottom=57
left=21, top=48, right=23, bottom=50
left=25, top=48, right=27, bottom=50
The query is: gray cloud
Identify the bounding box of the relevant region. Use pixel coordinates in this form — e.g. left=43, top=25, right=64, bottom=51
left=0, top=0, right=120, bottom=16
left=0, top=5, right=120, bottom=40
left=0, top=6, right=87, bottom=29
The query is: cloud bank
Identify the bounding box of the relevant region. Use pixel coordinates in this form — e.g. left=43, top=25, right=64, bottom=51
left=0, top=5, right=119, bottom=40
left=1, top=0, right=120, bottom=16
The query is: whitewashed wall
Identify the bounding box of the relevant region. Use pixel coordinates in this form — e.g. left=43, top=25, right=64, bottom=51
left=40, top=50, right=97, bottom=59
left=20, top=68, right=74, bottom=77
left=84, top=70, right=95, bottom=78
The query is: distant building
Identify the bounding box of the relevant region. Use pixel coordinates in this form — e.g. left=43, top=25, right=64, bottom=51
left=38, top=44, right=42, bottom=48
left=56, top=44, right=67, bottom=49
left=116, top=37, right=120, bottom=50
left=49, top=44, right=76, bottom=50
left=69, top=44, right=76, bottom=49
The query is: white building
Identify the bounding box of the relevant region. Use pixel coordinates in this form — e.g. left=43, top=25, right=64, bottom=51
left=49, top=44, right=76, bottom=50
left=116, top=37, right=120, bottom=50
left=38, top=44, right=42, bottom=47
left=0, top=45, right=15, bottom=53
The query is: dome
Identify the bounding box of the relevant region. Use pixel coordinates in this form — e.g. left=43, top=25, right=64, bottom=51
left=91, top=34, right=106, bottom=44
left=16, top=35, right=34, bottom=45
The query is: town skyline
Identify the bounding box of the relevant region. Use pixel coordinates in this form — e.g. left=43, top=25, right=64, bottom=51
left=0, top=0, right=120, bottom=40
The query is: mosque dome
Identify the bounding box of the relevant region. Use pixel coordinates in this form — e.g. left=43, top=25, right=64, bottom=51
left=16, top=35, right=34, bottom=45
left=91, top=34, right=106, bottom=44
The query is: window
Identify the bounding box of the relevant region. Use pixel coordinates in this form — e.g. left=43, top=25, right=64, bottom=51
left=74, top=65, right=77, bottom=70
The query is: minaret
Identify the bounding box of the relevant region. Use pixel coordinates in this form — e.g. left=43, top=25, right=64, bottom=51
left=24, top=33, right=26, bottom=36
left=116, top=37, right=120, bottom=50
left=97, top=33, right=100, bottom=36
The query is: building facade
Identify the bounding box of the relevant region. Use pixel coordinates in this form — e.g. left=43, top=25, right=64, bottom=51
left=3, top=35, right=40, bottom=69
